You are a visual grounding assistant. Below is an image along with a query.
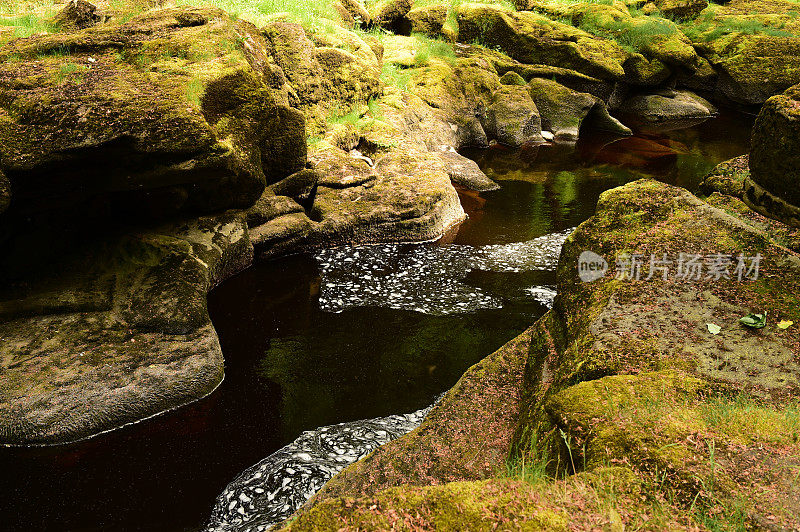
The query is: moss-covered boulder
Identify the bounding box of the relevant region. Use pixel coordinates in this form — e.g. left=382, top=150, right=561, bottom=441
left=406, top=55, right=501, bottom=147
left=306, top=140, right=466, bottom=246
left=527, top=77, right=631, bottom=141
left=261, top=20, right=381, bottom=133
left=0, top=7, right=305, bottom=216
left=699, top=154, right=749, bottom=198
left=0, top=7, right=306, bottom=280
left=284, top=470, right=696, bottom=531
left=483, top=85, right=543, bottom=147
left=456, top=4, right=628, bottom=81
left=0, top=212, right=253, bottom=445
left=618, top=89, right=717, bottom=128
left=685, top=0, right=800, bottom=97
left=407, top=4, right=448, bottom=38
left=746, top=83, right=800, bottom=227
left=370, top=0, right=413, bottom=31
left=655, top=0, right=708, bottom=20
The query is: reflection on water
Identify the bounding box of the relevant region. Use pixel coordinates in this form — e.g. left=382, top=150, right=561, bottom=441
left=0, top=112, right=755, bottom=532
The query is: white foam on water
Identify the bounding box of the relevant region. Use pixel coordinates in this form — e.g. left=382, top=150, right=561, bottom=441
left=314, top=229, right=573, bottom=315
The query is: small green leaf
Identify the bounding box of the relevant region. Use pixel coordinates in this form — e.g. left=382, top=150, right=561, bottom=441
left=778, top=320, right=794, bottom=330
left=739, top=313, right=767, bottom=329
left=706, top=323, right=721, bottom=335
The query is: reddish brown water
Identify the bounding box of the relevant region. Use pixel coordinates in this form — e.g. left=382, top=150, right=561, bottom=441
left=0, top=111, right=754, bottom=532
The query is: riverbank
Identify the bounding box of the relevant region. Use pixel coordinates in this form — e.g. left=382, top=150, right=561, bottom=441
left=1, top=0, right=799, bottom=529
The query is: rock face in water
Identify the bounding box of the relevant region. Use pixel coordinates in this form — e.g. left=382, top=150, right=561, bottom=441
left=281, top=180, right=800, bottom=531
left=0, top=213, right=252, bottom=445
left=747, top=83, right=800, bottom=227
left=0, top=7, right=301, bottom=444
left=206, top=405, right=433, bottom=532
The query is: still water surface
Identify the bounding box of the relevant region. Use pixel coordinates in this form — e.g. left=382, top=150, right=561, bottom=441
left=0, top=112, right=753, bottom=531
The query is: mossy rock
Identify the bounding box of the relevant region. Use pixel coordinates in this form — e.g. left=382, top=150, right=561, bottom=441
left=747, top=83, right=800, bottom=226
left=285, top=466, right=700, bottom=530
left=514, top=179, right=800, bottom=472
left=527, top=77, right=630, bottom=141
left=0, top=212, right=253, bottom=445
left=654, top=0, right=708, bottom=20
left=699, top=154, right=749, bottom=198
left=370, top=0, right=412, bottom=31
left=498, top=70, right=526, bottom=86
left=483, top=85, right=543, bottom=147
left=699, top=32, right=800, bottom=105
left=456, top=4, right=628, bottom=81
left=0, top=6, right=305, bottom=276
left=407, top=4, right=448, bottom=38
left=544, top=369, right=800, bottom=528
left=618, top=89, right=717, bottom=126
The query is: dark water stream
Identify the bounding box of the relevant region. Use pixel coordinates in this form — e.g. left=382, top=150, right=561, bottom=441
left=0, top=111, right=753, bottom=532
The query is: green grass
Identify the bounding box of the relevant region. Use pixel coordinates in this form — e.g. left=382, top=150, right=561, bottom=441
left=185, top=77, right=204, bottom=106
left=55, top=62, right=88, bottom=84
left=0, top=13, right=57, bottom=39
left=576, top=12, right=679, bottom=53
left=411, top=32, right=456, bottom=66
left=681, top=6, right=794, bottom=41
left=174, top=0, right=341, bottom=29
left=380, top=62, right=411, bottom=92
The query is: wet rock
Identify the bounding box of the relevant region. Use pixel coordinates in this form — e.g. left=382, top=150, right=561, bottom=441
left=437, top=150, right=499, bottom=192
left=269, top=168, right=319, bottom=208
left=619, top=89, right=717, bottom=127
left=307, top=143, right=466, bottom=246
left=527, top=77, right=631, bottom=141
left=0, top=213, right=253, bottom=445
left=483, top=85, right=544, bottom=147
left=52, top=0, right=102, bottom=30
left=746, top=83, right=800, bottom=227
